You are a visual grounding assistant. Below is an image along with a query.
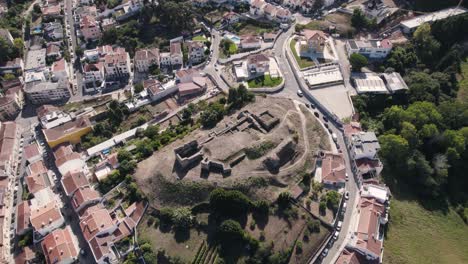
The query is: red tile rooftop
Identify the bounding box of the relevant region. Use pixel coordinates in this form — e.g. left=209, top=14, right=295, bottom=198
left=41, top=227, right=78, bottom=264
left=61, top=171, right=89, bottom=196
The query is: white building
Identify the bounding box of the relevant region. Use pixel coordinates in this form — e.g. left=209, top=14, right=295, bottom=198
left=186, top=41, right=205, bottom=64
left=346, top=39, right=392, bottom=59
left=134, top=48, right=160, bottom=72
left=170, top=42, right=183, bottom=66
left=349, top=132, right=381, bottom=160
left=246, top=53, right=270, bottom=74
left=24, top=79, right=71, bottom=105
left=400, top=7, right=468, bottom=34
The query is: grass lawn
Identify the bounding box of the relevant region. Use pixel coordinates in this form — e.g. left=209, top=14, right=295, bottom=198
left=247, top=75, right=283, bottom=88
left=384, top=198, right=468, bottom=264
left=220, top=42, right=238, bottom=59
left=290, top=39, right=315, bottom=69
left=192, top=35, right=208, bottom=42
left=457, top=59, right=468, bottom=102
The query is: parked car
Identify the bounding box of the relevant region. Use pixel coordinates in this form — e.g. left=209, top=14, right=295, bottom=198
left=336, top=221, right=342, bottom=231
left=333, top=231, right=339, bottom=240
left=323, top=116, right=329, bottom=122
left=297, top=89, right=303, bottom=97
left=324, top=123, right=329, bottom=129
left=321, top=248, right=329, bottom=258
left=345, top=173, right=349, bottom=181
left=345, top=191, right=349, bottom=200
left=310, top=103, right=316, bottom=109
left=332, top=133, right=337, bottom=142
left=305, top=103, right=310, bottom=108
left=314, top=112, right=319, bottom=118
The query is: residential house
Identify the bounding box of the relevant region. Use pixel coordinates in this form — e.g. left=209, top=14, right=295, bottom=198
left=42, top=5, right=62, bottom=19
left=24, top=143, right=42, bottom=164
left=25, top=169, right=53, bottom=194
left=134, top=48, right=160, bottom=72
left=0, top=121, right=20, bottom=178
left=16, top=201, right=31, bottom=236
left=349, top=132, right=380, bottom=160
left=83, top=62, right=105, bottom=84
left=14, top=246, right=38, bottom=264
left=170, top=42, right=183, bottom=66
left=29, top=201, right=65, bottom=238
left=299, top=30, right=327, bottom=57
left=101, top=18, right=116, bottom=31
left=103, top=47, right=131, bottom=80
left=27, top=160, right=47, bottom=176
left=24, top=79, right=70, bottom=105
left=61, top=171, right=89, bottom=196
left=41, top=227, right=79, bottom=264
left=160, top=52, right=171, bottom=67
left=186, top=41, right=205, bottom=64
left=93, top=153, right=119, bottom=181
left=176, top=69, right=208, bottom=98
left=263, top=32, right=276, bottom=42
left=113, top=0, right=142, bottom=22
left=320, top=152, right=346, bottom=188
left=51, top=58, right=69, bottom=81
left=36, top=105, right=72, bottom=129
left=346, top=197, right=387, bottom=263
left=275, top=8, right=292, bottom=23
left=144, top=79, right=178, bottom=102
left=263, top=4, right=278, bottom=20
left=0, top=58, right=25, bottom=75
left=246, top=53, right=270, bottom=74
left=223, top=11, right=240, bottom=25
left=71, top=186, right=101, bottom=213
left=43, top=117, right=92, bottom=148
left=240, top=35, right=262, bottom=50
left=80, top=15, right=101, bottom=42
left=46, top=42, right=62, bottom=61
left=346, top=39, right=392, bottom=59
left=0, top=86, right=24, bottom=121
left=44, top=22, right=63, bottom=40
left=250, top=0, right=266, bottom=16
left=336, top=247, right=380, bottom=264
left=52, top=143, right=88, bottom=174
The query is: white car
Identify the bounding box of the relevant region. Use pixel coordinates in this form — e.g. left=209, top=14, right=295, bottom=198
left=333, top=231, right=339, bottom=240
left=297, top=89, right=303, bottom=97
left=345, top=173, right=349, bottom=181
left=345, top=191, right=349, bottom=200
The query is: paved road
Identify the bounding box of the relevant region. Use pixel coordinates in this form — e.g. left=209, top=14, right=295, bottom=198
left=269, top=23, right=360, bottom=264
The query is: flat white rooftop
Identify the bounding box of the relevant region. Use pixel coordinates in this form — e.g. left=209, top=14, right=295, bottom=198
left=352, top=73, right=388, bottom=94
left=400, top=7, right=467, bottom=30
left=304, top=67, right=343, bottom=87
left=362, top=184, right=388, bottom=203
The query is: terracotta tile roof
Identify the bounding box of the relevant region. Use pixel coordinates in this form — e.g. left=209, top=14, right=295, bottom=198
left=88, top=235, right=113, bottom=262
left=276, top=8, right=291, bottom=17
left=51, top=58, right=66, bottom=72
left=356, top=197, right=385, bottom=258
left=0, top=121, right=17, bottom=162
left=263, top=4, right=277, bottom=15
left=61, top=171, right=89, bottom=196
left=24, top=143, right=41, bottom=161
left=251, top=0, right=265, bottom=9
left=14, top=246, right=36, bottom=264
left=71, top=186, right=101, bottom=211
left=170, top=42, right=182, bottom=56
left=241, top=35, right=261, bottom=45
left=46, top=43, right=61, bottom=56
left=41, top=227, right=78, bottom=264
left=344, top=122, right=362, bottom=136
left=25, top=172, right=48, bottom=194
left=16, top=201, right=31, bottom=235
left=43, top=117, right=91, bottom=142
left=134, top=48, right=159, bottom=61
left=30, top=201, right=63, bottom=231
left=124, top=202, right=146, bottom=225
left=356, top=158, right=382, bottom=173
left=302, top=29, right=327, bottom=42
left=247, top=53, right=269, bottom=67
left=321, top=152, right=346, bottom=184
left=80, top=208, right=114, bottom=241
left=28, top=160, right=47, bottom=175
left=175, top=68, right=200, bottom=79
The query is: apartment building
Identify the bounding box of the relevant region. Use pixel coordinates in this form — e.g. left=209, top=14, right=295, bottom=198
left=103, top=47, right=131, bottom=80
left=134, top=48, right=160, bottom=72
left=186, top=41, right=205, bottom=64
left=0, top=121, right=20, bottom=178
left=24, top=79, right=71, bottom=105
left=41, top=227, right=79, bottom=264
left=80, top=15, right=101, bottom=42
left=0, top=86, right=24, bottom=121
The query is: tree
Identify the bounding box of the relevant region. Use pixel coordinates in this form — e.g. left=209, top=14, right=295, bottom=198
left=217, top=219, right=245, bottom=243
left=33, top=3, right=41, bottom=14
left=307, top=218, right=321, bottom=233
left=254, top=200, right=270, bottom=216
left=117, top=149, right=133, bottom=163
left=200, top=102, right=225, bottom=128
left=379, top=134, right=410, bottom=169
left=75, top=47, right=84, bottom=57
left=2, top=73, right=15, bottom=81
left=401, top=121, right=419, bottom=148
left=171, top=207, right=193, bottom=230
left=385, top=46, right=418, bottom=73
left=277, top=192, right=291, bottom=209
left=351, top=8, right=368, bottom=29
left=325, top=191, right=340, bottom=211
left=134, top=83, right=144, bottom=93
left=349, top=53, right=368, bottom=72
left=403, top=101, right=442, bottom=129
left=144, top=125, right=159, bottom=140
left=405, top=72, right=440, bottom=103
left=412, top=23, right=441, bottom=65
left=209, top=188, right=252, bottom=216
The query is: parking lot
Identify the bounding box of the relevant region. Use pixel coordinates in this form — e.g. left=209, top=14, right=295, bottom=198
left=309, top=84, right=354, bottom=119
